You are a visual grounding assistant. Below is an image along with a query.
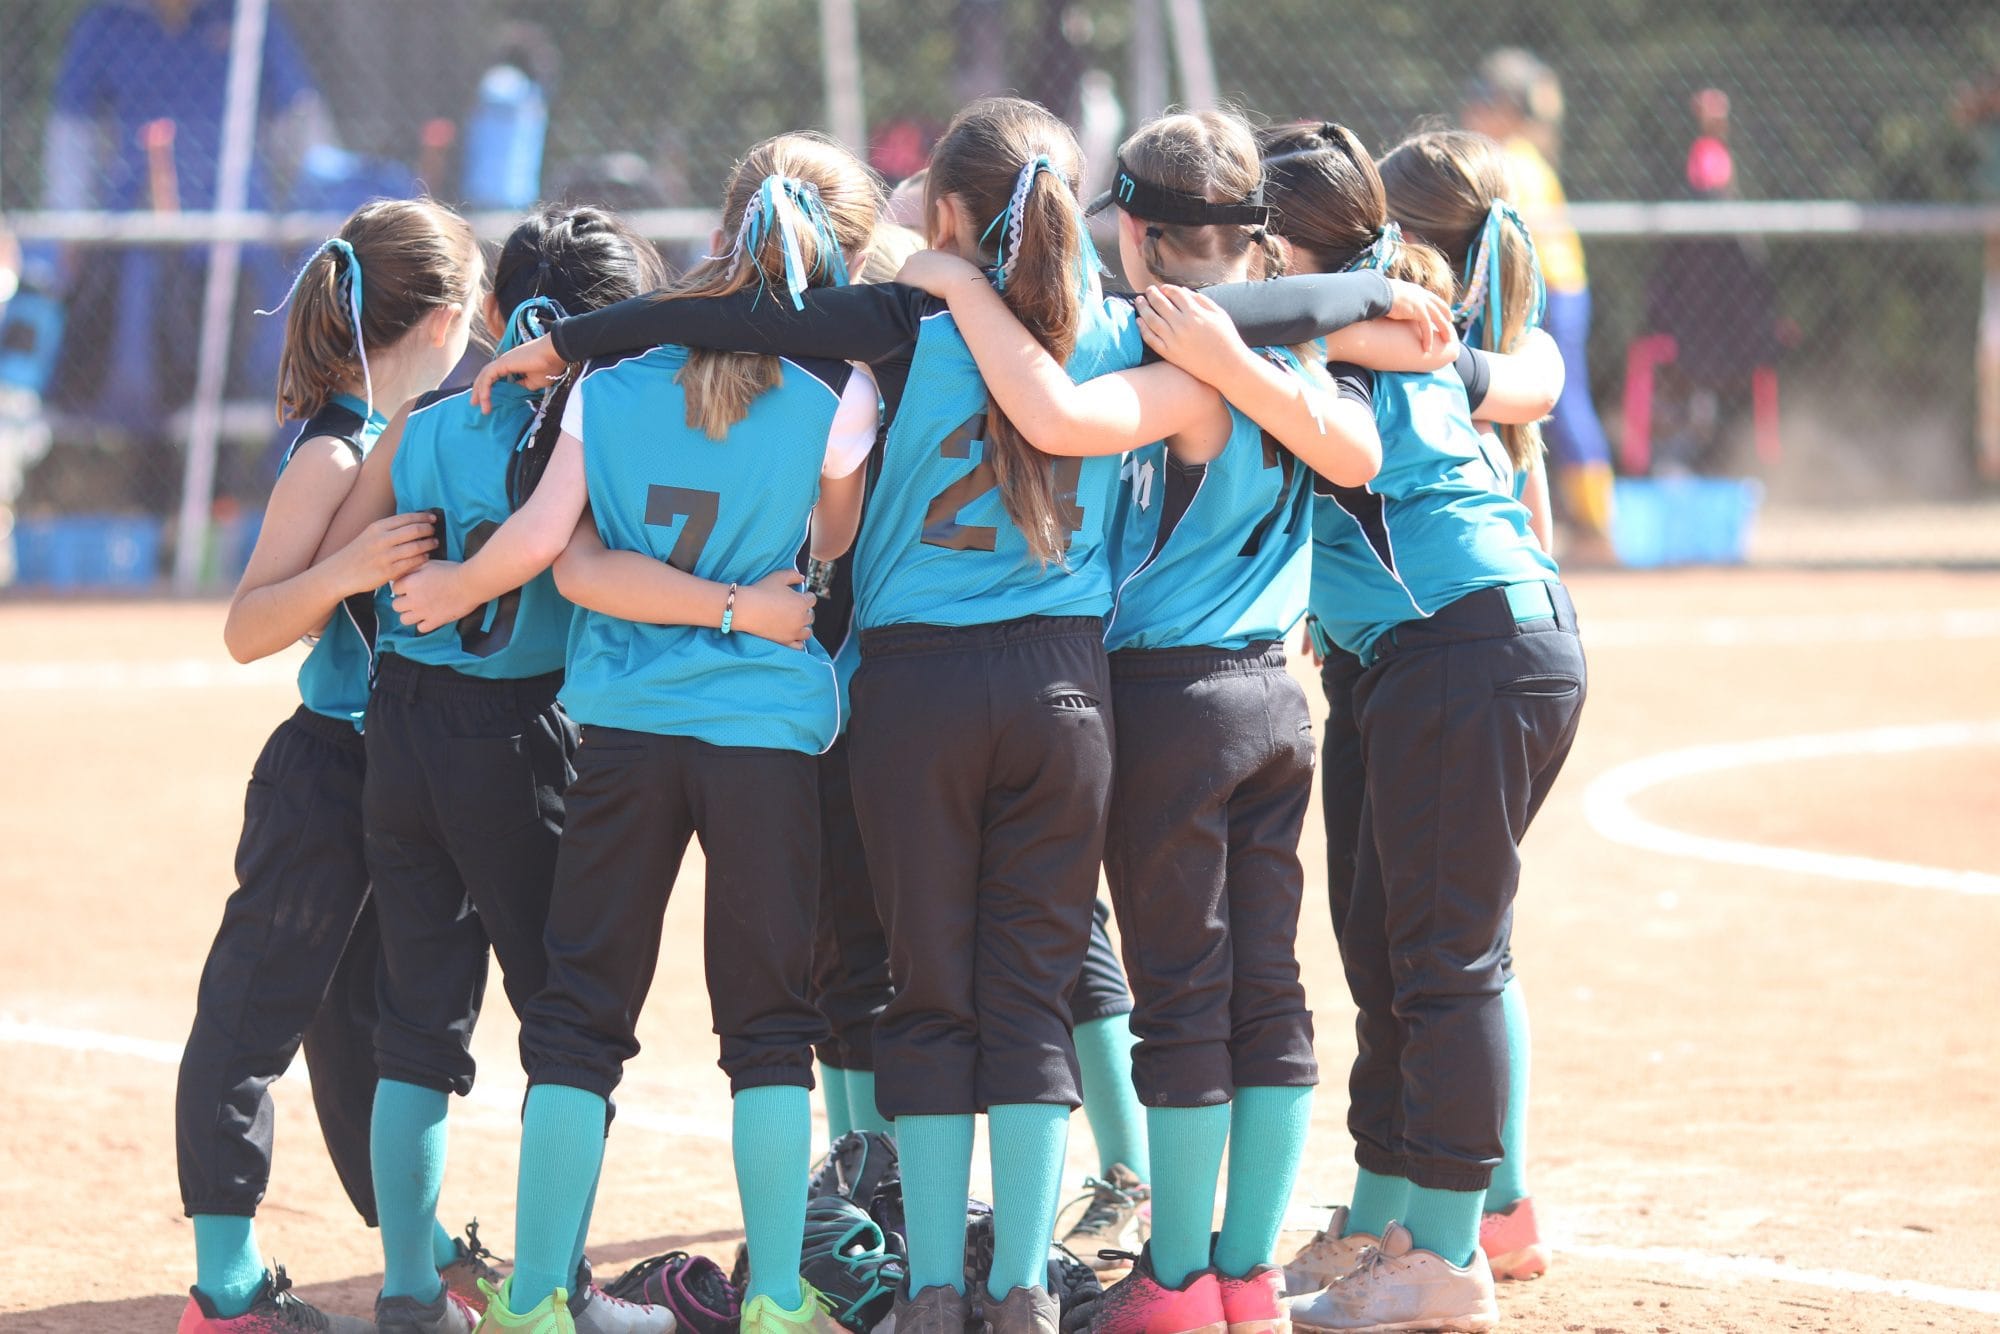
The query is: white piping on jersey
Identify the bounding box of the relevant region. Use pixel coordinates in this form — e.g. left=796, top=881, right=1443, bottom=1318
left=776, top=355, right=847, bottom=404
left=1325, top=478, right=1429, bottom=623
left=575, top=347, right=651, bottom=385
left=1104, top=450, right=1208, bottom=646
left=405, top=386, right=473, bottom=424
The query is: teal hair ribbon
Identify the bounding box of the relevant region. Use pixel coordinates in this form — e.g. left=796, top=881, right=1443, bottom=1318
left=979, top=155, right=1098, bottom=300
left=259, top=236, right=372, bottom=414
left=499, top=294, right=568, bottom=356
left=501, top=294, right=571, bottom=456
left=717, top=174, right=851, bottom=310
left=1455, top=201, right=1547, bottom=350
left=989, top=154, right=1054, bottom=293
left=1340, top=219, right=1403, bottom=276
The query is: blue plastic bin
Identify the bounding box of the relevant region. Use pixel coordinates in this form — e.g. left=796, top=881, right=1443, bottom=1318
left=11, top=514, right=165, bottom=589
left=1610, top=477, right=1763, bottom=568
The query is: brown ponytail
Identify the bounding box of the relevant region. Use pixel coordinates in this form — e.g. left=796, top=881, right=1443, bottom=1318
left=1259, top=121, right=1453, bottom=300
left=1380, top=130, right=1546, bottom=468
left=273, top=197, right=476, bottom=421
left=926, top=97, right=1090, bottom=566
left=666, top=132, right=883, bottom=440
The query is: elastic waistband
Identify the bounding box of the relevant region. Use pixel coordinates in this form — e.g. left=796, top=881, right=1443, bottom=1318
left=1110, top=639, right=1286, bottom=682
left=286, top=703, right=364, bottom=750
left=1366, top=581, right=1575, bottom=668
left=374, top=651, right=564, bottom=709
left=860, top=614, right=1105, bottom=659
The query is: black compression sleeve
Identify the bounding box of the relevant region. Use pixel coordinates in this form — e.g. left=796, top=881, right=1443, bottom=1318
left=550, top=283, right=929, bottom=365
left=1455, top=345, right=1495, bottom=414
left=1201, top=272, right=1394, bottom=347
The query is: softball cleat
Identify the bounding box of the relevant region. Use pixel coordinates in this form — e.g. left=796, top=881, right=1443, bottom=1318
left=1477, top=1196, right=1549, bottom=1282
left=1287, top=1225, right=1496, bottom=1333
left=1279, top=1208, right=1377, bottom=1298
left=177, top=1266, right=376, bottom=1333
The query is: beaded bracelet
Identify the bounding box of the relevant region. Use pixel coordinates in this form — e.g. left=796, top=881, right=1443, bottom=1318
left=721, top=582, right=738, bottom=634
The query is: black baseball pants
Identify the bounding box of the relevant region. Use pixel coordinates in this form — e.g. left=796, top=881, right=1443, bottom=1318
left=363, top=654, right=577, bottom=1095
left=1103, top=642, right=1318, bottom=1108
left=1070, top=898, right=1133, bottom=1026
left=849, top=615, right=1115, bottom=1116
left=176, top=706, right=380, bottom=1222
left=520, top=728, right=828, bottom=1097
left=811, top=734, right=893, bottom=1071
left=1334, top=585, right=1586, bottom=1192
left=812, top=738, right=1125, bottom=1069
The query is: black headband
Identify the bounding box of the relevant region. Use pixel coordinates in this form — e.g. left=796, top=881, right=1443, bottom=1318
left=1086, top=157, right=1271, bottom=227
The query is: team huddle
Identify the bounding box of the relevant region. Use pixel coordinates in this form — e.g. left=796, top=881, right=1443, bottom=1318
left=179, top=93, right=1586, bottom=1334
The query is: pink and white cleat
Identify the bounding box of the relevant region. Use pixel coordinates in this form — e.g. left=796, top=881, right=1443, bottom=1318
left=1478, top=1196, right=1549, bottom=1282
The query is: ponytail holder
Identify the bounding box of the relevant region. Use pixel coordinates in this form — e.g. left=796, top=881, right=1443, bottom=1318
left=500, top=295, right=571, bottom=452
left=710, top=174, right=850, bottom=310
left=979, top=154, right=1056, bottom=293
left=1452, top=201, right=1546, bottom=348
left=1341, top=219, right=1402, bottom=275
left=259, top=236, right=373, bottom=416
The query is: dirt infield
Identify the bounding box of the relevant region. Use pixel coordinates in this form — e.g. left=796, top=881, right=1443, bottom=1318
left=1, top=567, right=1995, bottom=1332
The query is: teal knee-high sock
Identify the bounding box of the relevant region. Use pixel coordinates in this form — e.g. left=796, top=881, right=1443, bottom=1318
left=820, top=1061, right=854, bottom=1140
left=846, top=1069, right=893, bottom=1134
left=1345, top=1168, right=1409, bottom=1238
left=896, top=1114, right=976, bottom=1295
left=569, top=1170, right=601, bottom=1286
left=372, top=1079, right=450, bottom=1301
left=735, top=1085, right=811, bottom=1308
left=1213, top=1087, right=1313, bottom=1278
left=512, top=1085, right=609, bottom=1310
left=1401, top=1186, right=1483, bottom=1267
left=192, top=1215, right=265, bottom=1317
left=1145, top=1104, right=1231, bottom=1287
left=431, top=1219, right=459, bottom=1270
left=1484, top=978, right=1531, bottom=1213
left=1074, top=1016, right=1150, bottom=1182
left=986, top=1103, right=1069, bottom=1300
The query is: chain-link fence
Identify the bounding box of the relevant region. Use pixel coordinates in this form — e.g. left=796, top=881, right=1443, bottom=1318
left=3, top=0, right=1998, bottom=588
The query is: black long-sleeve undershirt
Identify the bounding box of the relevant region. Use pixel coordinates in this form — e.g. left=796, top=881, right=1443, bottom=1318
left=548, top=273, right=1396, bottom=420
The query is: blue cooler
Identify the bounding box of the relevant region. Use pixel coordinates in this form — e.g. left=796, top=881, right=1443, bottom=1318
left=1611, top=477, right=1763, bottom=568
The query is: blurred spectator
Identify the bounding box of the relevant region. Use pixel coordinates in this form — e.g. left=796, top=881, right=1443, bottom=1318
left=40, top=0, right=330, bottom=507
left=1463, top=48, right=1617, bottom=556
left=1643, top=89, right=1787, bottom=474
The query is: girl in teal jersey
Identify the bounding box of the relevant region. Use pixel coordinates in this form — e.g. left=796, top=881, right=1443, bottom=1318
left=393, top=133, right=879, bottom=1334
left=177, top=198, right=480, bottom=1334
left=1250, top=122, right=1585, bottom=1334
left=314, top=204, right=677, bottom=1334
left=1279, top=124, right=1569, bottom=1311
left=1376, top=128, right=1565, bottom=1288
left=464, top=97, right=1454, bottom=1334
left=886, top=106, right=1461, bottom=1334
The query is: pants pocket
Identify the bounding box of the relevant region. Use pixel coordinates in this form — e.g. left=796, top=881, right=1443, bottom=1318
left=1494, top=673, right=1582, bottom=699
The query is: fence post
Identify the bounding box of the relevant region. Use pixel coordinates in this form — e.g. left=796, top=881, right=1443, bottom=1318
left=171, top=0, right=268, bottom=594
left=820, top=0, right=866, bottom=156
left=1980, top=230, right=2000, bottom=482
left=1130, top=0, right=1169, bottom=123
left=1164, top=0, right=1217, bottom=110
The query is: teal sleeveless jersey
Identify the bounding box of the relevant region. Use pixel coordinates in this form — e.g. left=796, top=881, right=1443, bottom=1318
left=1308, top=366, right=1558, bottom=660
left=559, top=346, right=849, bottom=753
left=852, top=296, right=1144, bottom=629
left=290, top=393, right=387, bottom=730
left=376, top=381, right=574, bottom=679
left=1105, top=388, right=1312, bottom=652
